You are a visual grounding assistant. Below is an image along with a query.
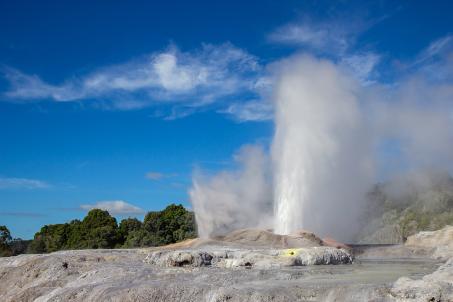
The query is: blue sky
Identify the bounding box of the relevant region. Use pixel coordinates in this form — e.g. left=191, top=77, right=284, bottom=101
left=0, top=0, right=452, bottom=239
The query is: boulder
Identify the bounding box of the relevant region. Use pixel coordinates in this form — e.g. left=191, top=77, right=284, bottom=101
left=405, top=225, right=453, bottom=260
left=405, top=225, right=453, bottom=248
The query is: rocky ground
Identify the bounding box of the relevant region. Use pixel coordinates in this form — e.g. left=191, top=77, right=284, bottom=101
left=0, top=227, right=452, bottom=302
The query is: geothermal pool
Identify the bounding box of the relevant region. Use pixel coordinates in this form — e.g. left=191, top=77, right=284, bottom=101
left=278, top=258, right=439, bottom=286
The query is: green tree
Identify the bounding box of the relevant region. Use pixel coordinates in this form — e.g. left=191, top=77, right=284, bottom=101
left=0, top=225, right=12, bottom=257
left=80, top=209, right=119, bottom=248
left=0, top=225, right=11, bottom=243
left=9, top=238, right=31, bottom=255
left=28, top=234, right=46, bottom=253
left=28, top=210, right=120, bottom=252
left=143, top=204, right=196, bottom=246
left=122, top=229, right=155, bottom=248
left=65, top=219, right=84, bottom=249
left=118, top=218, right=142, bottom=246
left=27, top=223, right=70, bottom=253
left=26, top=204, right=197, bottom=252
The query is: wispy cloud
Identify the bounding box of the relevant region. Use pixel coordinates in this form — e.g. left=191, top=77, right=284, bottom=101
left=0, top=177, right=51, bottom=190
left=268, top=22, right=351, bottom=54
left=0, top=211, right=46, bottom=217
left=80, top=200, right=144, bottom=215
left=267, top=3, right=392, bottom=53
left=386, top=34, right=453, bottom=83
left=145, top=172, right=164, bottom=180
left=406, top=35, right=453, bottom=82
left=145, top=171, right=178, bottom=181
left=220, top=100, right=273, bottom=122
left=269, top=21, right=381, bottom=84
left=268, top=13, right=388, bottom=85
left=413, top=35, right=453, bottom=67
left=341, top=52, right=381, bottom=85
left=2, top=43, right=266, bottom=120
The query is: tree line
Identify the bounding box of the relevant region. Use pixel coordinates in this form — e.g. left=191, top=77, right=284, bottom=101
left=0, top=204, right=196, bottom=256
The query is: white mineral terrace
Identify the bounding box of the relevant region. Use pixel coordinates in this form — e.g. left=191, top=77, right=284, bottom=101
left=1, top=226, right=452, bottom=301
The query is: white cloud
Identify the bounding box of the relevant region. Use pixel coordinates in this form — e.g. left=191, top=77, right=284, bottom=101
left=341, top=52, right=381, bottom=85
left=80, top=200, right=144, bottom=215
left=269, top=24, right=347, bottom=50
left=220, top=100, right=273, bottom=122
left=268, top=21, right=354, bottom=55
left=268, top=21, right=383, bottom=87
left=407, top=35, right=453, bottom=82
left=0, top=177, right=50, bottom=189
left=145, top=171, right=178, bottom=180
left=267, top=9, right=390, bottom=54
left=152, top=52, right=203, bottom=92
left=267, top=14, right=391, bottom=86
left=413, top=35, right=453, bottom=67
left=2, top=43, right=263, bottom=119
left=145, top=172, right=164, bottom=180
left=269, top=24, right=330, bottom=48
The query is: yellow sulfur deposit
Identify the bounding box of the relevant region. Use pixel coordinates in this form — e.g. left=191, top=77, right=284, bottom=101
left=280, top=248, right=302, bottom=257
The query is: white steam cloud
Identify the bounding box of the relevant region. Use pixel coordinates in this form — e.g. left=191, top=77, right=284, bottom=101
left=189, top=145, right=273, bottom=238
left=190, top=36, right=453, bottom=241
left=271, top=56, right=374, bottom=240
left=371, top=78, right=453, bottom=170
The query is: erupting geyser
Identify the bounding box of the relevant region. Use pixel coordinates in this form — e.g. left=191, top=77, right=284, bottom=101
left=191, top=55, right=374, bottom=241
left=272, top=56, right=372, bottom=238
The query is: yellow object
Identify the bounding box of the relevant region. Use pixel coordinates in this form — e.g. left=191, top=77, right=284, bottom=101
left=280, top=248, right=301, bottom=257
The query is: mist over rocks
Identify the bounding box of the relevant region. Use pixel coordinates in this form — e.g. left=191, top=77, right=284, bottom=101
left=357, top=171, right=453, bottom=244
left=405, top=225, right=453, bottom=260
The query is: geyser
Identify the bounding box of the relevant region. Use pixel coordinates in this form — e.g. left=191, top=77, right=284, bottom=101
left=272, top=55, right=373, bottom=238
left=190, top=53, right=452, bottom=241
left=190, top=55, right=373, bottom=240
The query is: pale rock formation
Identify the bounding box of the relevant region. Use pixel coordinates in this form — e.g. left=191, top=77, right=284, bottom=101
left=390, top=258, right=453, bottom=301
left=144, top=246, right=353, bottom=269
left=405, top=225, right=453, bottom=260
left=0, top=227, right=452, bottom=301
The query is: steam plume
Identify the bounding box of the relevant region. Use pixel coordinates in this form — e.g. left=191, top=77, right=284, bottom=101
left=189, top=145, right=273, bottom=238
left=190, top=52, right=453, bottom=241
left=272, top=55, right=373, bottom=240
